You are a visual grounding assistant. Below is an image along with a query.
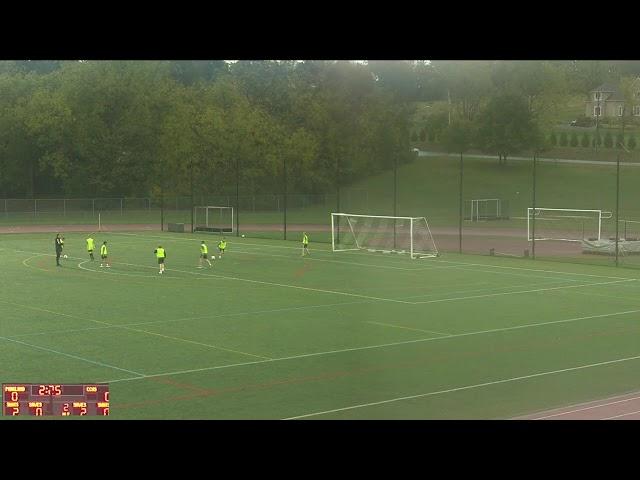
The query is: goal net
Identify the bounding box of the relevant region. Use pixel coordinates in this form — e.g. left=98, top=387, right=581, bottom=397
left=331, top=213, right=439, bottom=259
left=466, top=198, right=505, bottom=221
left=527, top=208, right=608, bottom=242
left=194, top=206, right=234, bottom=234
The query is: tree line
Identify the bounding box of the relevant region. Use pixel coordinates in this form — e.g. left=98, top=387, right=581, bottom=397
left=0, top=60, right=416, bottom=198
left=1, top=60, right=638, bottom=198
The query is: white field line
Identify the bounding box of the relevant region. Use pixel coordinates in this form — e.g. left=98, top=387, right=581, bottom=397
left=555, top=289, right=640, bottom=304
left=284, top=353, right=640, bottom=420
left=12, top=247, right=624, bottom=306
left=366, top=321, right=451, bottom=337
left=4, top=246, right=417, bottom=305
left=6, top=300, right=375, bottom=339
left=0, top=335, right=144, bottom=376
left=105, top=232, right=636, bottom=281
left=0, top=298, right=271, bottom=361
left=100, top=308, right=640, bottom=385
left=84, top=258, right=632, bottom=306
left=5, top=279, right=577, bottom=341
left=602, top=409, right=640, bottom=420
left=427, top=258, right=634, bottom=281
left=533, top=395, right=640, bottom=419
left=86, top=259, right=417, bottom=305
left=412, top=279, right=636, bottom=305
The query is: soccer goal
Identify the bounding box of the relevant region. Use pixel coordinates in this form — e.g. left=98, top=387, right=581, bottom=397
left=194, top=206, right=234, bottom=234
left=331, top=213, right=439, bottom=259
left=466, top=198, right=505, bottom=221
left=527, top=208, right=610, bottom=242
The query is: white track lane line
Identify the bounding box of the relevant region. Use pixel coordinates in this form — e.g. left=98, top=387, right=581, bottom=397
left=533, top=395, right=640, bottom=419
left=602, top=409, right=640, bottom=420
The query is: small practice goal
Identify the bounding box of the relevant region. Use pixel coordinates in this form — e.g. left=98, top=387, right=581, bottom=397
left=193, top=206, right=234, bottom=234
left=331, top=213, right=439, bottom=259
left=465, top=198, right=507, bottom=221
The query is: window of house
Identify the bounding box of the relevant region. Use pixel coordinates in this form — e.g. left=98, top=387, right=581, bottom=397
left=594, top=106, right=601, bottom=117
left=618, top=106, right=624, bottom=116
left=634, top=105, right=640, bottom=116
left=594, top=92, right=601, bottom=100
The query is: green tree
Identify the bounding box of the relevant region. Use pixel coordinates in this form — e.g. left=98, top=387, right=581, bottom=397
left=419, top=128, right=427, bottom=142
left=411, top=131, right=418, bottom=142
left=628, top=135, right=637, bottom=150
left=549, top=132, right=557, bottom=146
left=474, top=94, right=541, bottom=164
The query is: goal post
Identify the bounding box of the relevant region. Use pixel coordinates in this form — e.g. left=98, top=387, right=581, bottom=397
left=331, top=213, right=439, bottom=259
left=527, top=208, right=605, bottom=242
left=194, top=206, right=234, bottom=234
left=466, top=198, right=506, bottom=221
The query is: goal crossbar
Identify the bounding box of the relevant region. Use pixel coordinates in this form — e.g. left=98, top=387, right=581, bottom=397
left=528, top=207, right=603, bottom=242
left=331, top=212, right=438, bottom=259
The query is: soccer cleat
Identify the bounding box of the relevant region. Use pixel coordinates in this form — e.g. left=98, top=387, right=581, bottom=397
left=106, top=265, right=111, bottom=268
left=100, top=265, right=104, bottom=268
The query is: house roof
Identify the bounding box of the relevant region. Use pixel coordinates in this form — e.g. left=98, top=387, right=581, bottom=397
left=591, top=82, right=619, bottom=92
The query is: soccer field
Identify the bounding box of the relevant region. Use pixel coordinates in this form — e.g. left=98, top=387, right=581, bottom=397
left=3, top=230, right=640, bottom=419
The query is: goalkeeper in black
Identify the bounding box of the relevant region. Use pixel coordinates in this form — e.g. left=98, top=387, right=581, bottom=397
left=55, top=233, right=64, bottom=266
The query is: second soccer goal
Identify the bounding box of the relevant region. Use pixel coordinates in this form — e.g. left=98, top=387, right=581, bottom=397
left=331, top=213, right=439, bottom=259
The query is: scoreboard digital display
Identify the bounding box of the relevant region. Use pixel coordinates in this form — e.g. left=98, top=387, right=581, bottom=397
left=3, top=384, right=109, bottom=416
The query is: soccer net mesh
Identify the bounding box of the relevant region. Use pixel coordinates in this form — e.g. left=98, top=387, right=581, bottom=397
left=465, top=198, right=506, bottom=221
left=528, top=208, right=607, bottom=242
left=194, top=206, right=234, bottom=234
left=331, top=213, right=438, bottom=258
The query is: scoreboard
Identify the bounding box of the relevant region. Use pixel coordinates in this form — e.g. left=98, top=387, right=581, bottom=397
left=3, top=384, right=109, bottom=417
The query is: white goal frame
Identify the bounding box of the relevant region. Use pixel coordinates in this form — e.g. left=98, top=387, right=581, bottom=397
left=331, top=212, right=439, bottom=259
left=527, top=207, right=611, bottom=242
left=194, top=206, right=234, bottom=234
left=469, top=198, right=502, bottom=221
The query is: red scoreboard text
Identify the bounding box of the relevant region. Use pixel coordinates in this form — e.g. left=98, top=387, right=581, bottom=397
left=3, top=384, right=109, bottom=417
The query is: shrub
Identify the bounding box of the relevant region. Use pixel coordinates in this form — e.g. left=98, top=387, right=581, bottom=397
left=411, top=131, right=418, bottom=142
left=570, top=132, right=579, bottom=147
left=581, top=132, right=590, bottom=147
left=628, top=135, right=637, bottom=150
left=549, top=132, right=558, bottom=146
left=559, top=131, right=568, bottom=147
left=419, top=128, right=427, bottom=142
left=616, top=133, right=625, bottom=149
left=593, top=132, right=602, bottom=147
left=604, top=131, right=613, bottom=148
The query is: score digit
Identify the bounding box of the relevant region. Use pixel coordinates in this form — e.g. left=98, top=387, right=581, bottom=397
left=10, top=391, right=18, bottom=402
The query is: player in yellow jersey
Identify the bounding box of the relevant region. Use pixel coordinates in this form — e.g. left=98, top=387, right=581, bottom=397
left=86, top=235, right=96, bottom=261
left=198, top=241, right=213, bottom=268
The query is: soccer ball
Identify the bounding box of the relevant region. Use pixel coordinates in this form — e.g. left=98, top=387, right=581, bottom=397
left=63, top=254, right=68, bottom=259
left=241, top=234, right=245, bottom=238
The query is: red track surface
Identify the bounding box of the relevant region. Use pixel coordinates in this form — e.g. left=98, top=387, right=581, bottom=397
left=515, top=391, right=640, bottom=420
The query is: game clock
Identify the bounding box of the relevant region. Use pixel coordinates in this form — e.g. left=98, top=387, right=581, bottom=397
left=3, top=384, right=109, bottom=417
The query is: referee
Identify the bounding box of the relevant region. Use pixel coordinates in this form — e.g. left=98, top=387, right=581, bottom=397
left=55, top=233, right=63, bottom=267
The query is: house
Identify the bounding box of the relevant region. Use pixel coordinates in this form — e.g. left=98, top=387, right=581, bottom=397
left=585, top=77, right=640, bottom=118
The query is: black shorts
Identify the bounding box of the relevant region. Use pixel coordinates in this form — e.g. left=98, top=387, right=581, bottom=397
left=303, top=243, right=309, bottom=247
left=201, top=254, right=208, bottom=259
left=218, top=248, right=225, bottom=252
left=101, top=255, right=107, bottom=259
left=158, top=258, right=165, bottom=264
left=88, top=250, right=93, bottom=253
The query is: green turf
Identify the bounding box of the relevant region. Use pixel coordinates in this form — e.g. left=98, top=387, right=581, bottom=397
left=3, top=231, right=640, bottom=419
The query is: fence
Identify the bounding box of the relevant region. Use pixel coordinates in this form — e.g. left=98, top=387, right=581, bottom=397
left=3, top=151, right=640, bottom=270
